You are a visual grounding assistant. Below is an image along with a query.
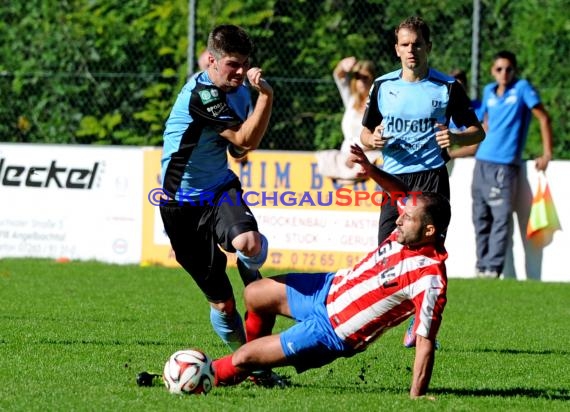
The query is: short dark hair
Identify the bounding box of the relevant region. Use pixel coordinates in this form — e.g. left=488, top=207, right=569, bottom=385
left=417, top=192, right=451, bottom=240
left=493, top=50, right=517, bottom=69
left=207, top=25, right=254, bottom=60
left=395, top=16, right=431, bottom=44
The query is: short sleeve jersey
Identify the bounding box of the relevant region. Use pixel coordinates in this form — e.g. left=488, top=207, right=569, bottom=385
left=161, top=71, right=252, bottom=201
left=450, top=98, right=483, bottom=131
left=476, top=78, right=541, bottom=165
left=326, top=228, right=448, bottom=350
left=362, top=68, right=477, bottom=174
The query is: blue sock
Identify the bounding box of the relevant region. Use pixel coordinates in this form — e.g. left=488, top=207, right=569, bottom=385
left=236, top=233, right=268, bottom=271
left=210, top=307, right=246, bottom=352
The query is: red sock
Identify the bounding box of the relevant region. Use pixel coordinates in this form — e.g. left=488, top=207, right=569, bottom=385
left=212, top=355, right=248, bottom=386
left=245, top=310, right=276, bottom=342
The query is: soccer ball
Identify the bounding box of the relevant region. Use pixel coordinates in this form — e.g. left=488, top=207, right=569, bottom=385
left=162, top=349, right=214, bottom=395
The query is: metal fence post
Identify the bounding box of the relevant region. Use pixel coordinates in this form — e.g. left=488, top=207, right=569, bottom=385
left=187, top=0, right=197, bottom=80
left=470, top=0, right=481, bottom=100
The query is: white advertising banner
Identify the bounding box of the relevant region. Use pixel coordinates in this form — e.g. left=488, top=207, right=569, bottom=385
left=255, top=208, right=378, bottom=252
left=0, top=143, right=143, bottom=264
left=1, top=144, right=567, bottom=282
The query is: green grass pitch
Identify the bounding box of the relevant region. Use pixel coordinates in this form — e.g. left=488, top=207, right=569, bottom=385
left=1, top=258, right=569, bottom=411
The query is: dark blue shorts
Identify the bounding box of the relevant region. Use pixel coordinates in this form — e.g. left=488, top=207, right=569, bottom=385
left=280, top=272, right=356, bottom=373
left=159, top=178, right=258, bottom=302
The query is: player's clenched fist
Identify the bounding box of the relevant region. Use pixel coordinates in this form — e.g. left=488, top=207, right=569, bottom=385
left=247, top=67, right=273, bottom=95
left=434, top=123, right=455, bottom=149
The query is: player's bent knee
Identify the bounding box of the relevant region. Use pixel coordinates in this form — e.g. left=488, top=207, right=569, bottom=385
left=236, top=233, right=268, bottom=271
left=231, top=231, right=257, bottom=254
left=243, top=281, right=265, bottom=306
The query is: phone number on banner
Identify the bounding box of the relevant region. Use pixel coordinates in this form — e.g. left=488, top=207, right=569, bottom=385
left=265, top=249, right=366, bottom=271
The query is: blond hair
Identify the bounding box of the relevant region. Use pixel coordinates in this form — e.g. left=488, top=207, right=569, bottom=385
left=350, top=60, right=376, bottom=110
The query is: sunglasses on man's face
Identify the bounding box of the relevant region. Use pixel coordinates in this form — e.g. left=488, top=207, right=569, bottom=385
left=352, top=72, right=372, bottom=82
left=495, top=66, right=514, bottom=74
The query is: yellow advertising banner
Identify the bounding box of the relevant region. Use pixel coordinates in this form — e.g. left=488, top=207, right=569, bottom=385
left=141, top=148, right=176, bottom=266
left=141, top=149, right=383, bottom=271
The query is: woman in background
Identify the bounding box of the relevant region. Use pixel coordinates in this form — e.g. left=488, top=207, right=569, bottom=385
left=316, top=56, right=380, bottom=184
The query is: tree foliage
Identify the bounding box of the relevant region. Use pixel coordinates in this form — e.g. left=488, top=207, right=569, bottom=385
left=0, top=0, right=568, bottom=158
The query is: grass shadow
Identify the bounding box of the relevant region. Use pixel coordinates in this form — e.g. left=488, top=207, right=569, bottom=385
left=446, top=347, right=570, bottom=356
left=302, top=382, right=570, bottom=401
left=432, top=387, right=570, bottom=401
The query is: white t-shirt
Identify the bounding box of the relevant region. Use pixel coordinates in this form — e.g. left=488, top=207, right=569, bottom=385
left=334, top=73, right=380, bottom=163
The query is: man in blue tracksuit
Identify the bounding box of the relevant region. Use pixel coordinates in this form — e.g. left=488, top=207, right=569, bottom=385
left=470, top=51, right=553, bottom=278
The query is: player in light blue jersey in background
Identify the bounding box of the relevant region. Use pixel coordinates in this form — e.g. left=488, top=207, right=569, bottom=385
left=159, top=25, right=284, bottom=387
left=361, top=16, right=484, bottom=244
left=360, top=16, right=485, bottom=348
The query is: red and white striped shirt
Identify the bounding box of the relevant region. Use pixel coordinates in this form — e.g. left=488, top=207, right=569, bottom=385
left=326, top=231, right=447, bottom=350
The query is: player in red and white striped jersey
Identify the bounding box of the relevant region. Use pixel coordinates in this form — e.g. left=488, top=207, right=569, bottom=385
left=210, top=145, right=449, bottom=399
left=326, top=223, right=447, bottom=351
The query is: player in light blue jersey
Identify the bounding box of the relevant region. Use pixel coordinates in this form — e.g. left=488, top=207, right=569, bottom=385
left=360, top=16, right=485, bottom=244
left=159, top=25, right=282, bottom=386
left=360, top=16, right=485, bottom=350
left=462, top=51, right=552, bottom=279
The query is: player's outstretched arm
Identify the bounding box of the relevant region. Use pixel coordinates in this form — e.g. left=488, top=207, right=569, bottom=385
left=349, top=144, right=409, bottom=195
left=410, top=335, right=436, bottom=400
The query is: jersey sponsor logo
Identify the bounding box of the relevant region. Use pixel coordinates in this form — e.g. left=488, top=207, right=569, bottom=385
left=206, top=102, right=227, bottom=117
left=382, top=116, right=436, bottom=135
left=0, top=158, right=100, bottom=189
left=389, top=139, right=431, bottom=152
left=198, top=89, right=219, bottom=104
left=432, top=100, right=444, bottom=108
